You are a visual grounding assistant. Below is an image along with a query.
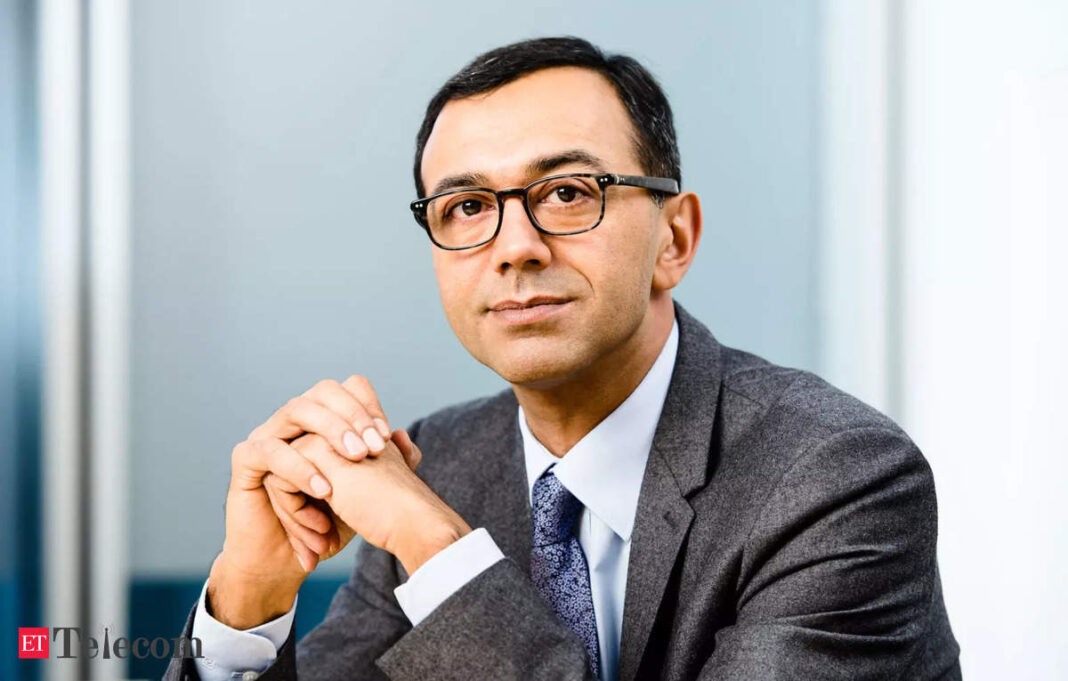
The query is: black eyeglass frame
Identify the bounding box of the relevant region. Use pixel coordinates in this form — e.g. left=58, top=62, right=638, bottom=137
left=409, top=172, right=681, bottom=251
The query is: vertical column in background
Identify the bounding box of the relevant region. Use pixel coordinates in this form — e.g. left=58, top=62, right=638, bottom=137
left=817, top=0, right=895, bottom=417
left=39, top=0, right=85, bottom=679
left=87, top=0, right=130, bottom=678
left=40, top=0, right=132, bottom=678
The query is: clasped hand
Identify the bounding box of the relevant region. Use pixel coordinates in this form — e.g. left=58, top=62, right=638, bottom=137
left=210, top=375, right=470, bottom=629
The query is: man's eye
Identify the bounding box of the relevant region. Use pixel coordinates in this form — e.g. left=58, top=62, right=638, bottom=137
left=555, top=186, right=578, bottom=202
left=541, top=182, right=592, bottom=204
left=448, top=199, right=488, bottom=219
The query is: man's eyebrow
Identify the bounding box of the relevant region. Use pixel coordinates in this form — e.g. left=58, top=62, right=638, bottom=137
left=427, top=149, right=609, bottom=197
left=525, top=149, right=609, bottom=176
left=430, top=171, right=492, bottom=196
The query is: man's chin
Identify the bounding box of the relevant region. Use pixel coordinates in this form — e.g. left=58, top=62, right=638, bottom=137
left=485, top=343, right=587, bottom=388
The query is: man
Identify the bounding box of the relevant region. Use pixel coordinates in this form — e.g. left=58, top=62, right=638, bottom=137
left=164, top=37, right=961, bottom=681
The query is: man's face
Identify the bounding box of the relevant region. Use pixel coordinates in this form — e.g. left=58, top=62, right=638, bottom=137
left=419, top=66, right=667, bottom=387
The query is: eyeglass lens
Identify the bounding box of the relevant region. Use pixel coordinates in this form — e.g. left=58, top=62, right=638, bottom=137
left=425, top=175, right=603, bottom=249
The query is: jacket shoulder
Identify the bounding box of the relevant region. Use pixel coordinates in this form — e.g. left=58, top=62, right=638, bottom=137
left=708, top=345, right=938, bottom=561
left=405, top=387, right=516, bottom=478
left=410, top=388, right=513, bottom=440
left=718, top=344, right=905, bottom=445
left=711, top=343, right=932, bottom=504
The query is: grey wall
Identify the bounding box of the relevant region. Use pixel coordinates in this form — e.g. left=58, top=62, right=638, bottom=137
left=130, top=0, right=820, bottom=577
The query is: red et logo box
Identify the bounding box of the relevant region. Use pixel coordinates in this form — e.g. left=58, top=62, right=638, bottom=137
left=19, top=628, right=49, bottom=658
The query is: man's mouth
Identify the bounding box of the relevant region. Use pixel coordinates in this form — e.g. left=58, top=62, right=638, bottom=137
left=487, top=295, right=571, bottom=312
left=486, top=297, right=573, bottom=325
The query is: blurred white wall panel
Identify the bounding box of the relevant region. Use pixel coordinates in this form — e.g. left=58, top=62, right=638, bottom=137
left=39, top=0, right=83, bottom=679
left=818, top=0, right=894, bottom=416
left=900, top=1, right=1068, bottom=678
left=87, top=0, right=130, bottom=678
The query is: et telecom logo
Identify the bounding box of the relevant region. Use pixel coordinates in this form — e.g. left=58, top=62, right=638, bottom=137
left=18, top=626, right=203, bottom=660
left=18, top=628, right=48, bottom=659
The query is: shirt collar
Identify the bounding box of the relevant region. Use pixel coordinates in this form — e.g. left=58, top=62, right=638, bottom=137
left=517, top=315, right=680, bottom=541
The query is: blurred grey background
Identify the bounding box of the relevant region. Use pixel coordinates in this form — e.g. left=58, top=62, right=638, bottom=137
left=128, top=0, right=820, bottom=579
left=3, top=1, right=1066, bottom=679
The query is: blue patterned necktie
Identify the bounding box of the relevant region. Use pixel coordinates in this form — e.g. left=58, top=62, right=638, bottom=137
left=530, top=467, right=602, bottom=678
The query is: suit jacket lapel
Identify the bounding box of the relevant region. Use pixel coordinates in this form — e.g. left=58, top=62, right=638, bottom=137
left=466, top=390, right=532, bottom=574
left=497, top=414, right=533, bottom=573
left=617, top=300, right=723, bottom=681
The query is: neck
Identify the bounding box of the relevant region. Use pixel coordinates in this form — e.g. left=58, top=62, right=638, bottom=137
left=512, top=295, right=675, bottom=457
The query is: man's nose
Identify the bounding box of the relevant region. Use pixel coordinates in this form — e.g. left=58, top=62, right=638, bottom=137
left=491, top=195, right=552, bottom=273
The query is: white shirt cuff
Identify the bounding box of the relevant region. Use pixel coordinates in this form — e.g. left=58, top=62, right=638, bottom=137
left=393, top=527, right=505, bottom=626
left=191, top=577, right=297, bottom=681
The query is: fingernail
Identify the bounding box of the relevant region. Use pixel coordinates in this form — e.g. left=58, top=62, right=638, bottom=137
left=310, top=474, right=331, bottom=497
left=362, top=427, right=385, bottom=453
left=343, top=430, right=367, bottom=459
left=296, top=552, right=310, bottom=573
left=374, top=418, right=390, bottom=439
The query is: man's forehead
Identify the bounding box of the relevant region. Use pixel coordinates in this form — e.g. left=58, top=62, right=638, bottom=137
left=420, top=66, right=640, bottom=191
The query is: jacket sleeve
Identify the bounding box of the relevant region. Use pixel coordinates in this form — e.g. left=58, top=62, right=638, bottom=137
left=698, top=426, right=961, bottom=680
left=161, top=536, right=410, bottom=681
left=375, top=557, right=598, bottom=681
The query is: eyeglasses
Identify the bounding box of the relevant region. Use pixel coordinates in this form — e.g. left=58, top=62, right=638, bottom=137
left=409, top=172, right=680, bottom=251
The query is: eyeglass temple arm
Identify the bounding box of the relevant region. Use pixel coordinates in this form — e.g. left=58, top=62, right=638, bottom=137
left=609, top=174, right=680, bottom=195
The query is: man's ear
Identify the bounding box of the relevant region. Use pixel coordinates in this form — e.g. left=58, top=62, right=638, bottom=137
left=651, top=191, right=702, bottom=292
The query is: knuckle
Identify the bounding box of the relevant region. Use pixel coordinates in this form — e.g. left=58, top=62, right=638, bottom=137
left=239, top=438, right=270, bottom=461
left=293, top=433, right=325, bottom=459
left=306, top=433, right=330, bottom=452
left=264, top=472, right=285, bottom=491
left=285, top=395, right=309, bottom=414
left=304, top=378, right=335, bottom=398
left=345, top=402, right=369, bottom=426
left=268, top=438, right=305, bottom=472
left=259, top=438, right=284, bottom=463
left=290, top=434, right=312, bottom=454
left=343, top=374, right=371, bottom=392
left=278, top=399, right=299, bottom=423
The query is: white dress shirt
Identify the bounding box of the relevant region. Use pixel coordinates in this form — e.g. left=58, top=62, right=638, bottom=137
left=194, top=317, right=679, bottom=681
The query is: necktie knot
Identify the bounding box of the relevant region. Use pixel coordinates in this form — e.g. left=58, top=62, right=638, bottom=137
left=531, top=469, right=583, bottom=547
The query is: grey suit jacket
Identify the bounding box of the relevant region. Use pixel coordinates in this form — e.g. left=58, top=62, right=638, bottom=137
left=165, top=300, right=961, bottom=681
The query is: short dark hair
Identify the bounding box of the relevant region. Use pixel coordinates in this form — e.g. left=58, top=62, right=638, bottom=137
left=412, top=36, right=681, bottom=200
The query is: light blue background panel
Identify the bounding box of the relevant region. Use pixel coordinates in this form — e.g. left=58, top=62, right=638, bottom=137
left=127, top=2, right=821, bottom=677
